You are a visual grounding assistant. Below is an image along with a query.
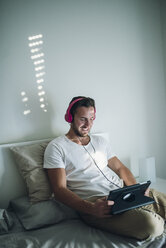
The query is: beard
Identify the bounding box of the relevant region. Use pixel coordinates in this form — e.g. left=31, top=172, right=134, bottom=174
left=72, top=122, right=89, bottom=137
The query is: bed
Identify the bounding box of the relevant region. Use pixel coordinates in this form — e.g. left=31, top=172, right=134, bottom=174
left=0, top=137, right=165, bottom=248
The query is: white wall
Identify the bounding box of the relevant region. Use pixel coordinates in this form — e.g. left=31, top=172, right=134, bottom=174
left=158, top=0, right=166, bottom=179
left=161, top=0, right=166, bottom=85
left=0, top=0, right=166, bottom=178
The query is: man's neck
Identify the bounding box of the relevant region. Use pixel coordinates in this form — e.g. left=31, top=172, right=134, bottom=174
left=66, top=130, right=90, bottom=146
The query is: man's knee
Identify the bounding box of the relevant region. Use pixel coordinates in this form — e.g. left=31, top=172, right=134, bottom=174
left=138, top=211, right=164, bottom=240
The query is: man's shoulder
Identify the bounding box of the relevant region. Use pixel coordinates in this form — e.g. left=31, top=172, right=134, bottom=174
left=49, top=135, right=66, bottom=146
left=91, top=134, right=108, bottom=143
left=44, top=135, right=65, bottom=151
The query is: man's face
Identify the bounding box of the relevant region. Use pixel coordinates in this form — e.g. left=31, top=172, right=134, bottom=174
left=71, top=106, right=95, bottom=137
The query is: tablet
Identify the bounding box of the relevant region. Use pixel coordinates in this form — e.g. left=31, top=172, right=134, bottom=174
left=107, top=180, right=155, bottom=215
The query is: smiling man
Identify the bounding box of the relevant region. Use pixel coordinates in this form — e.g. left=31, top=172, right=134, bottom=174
left=44, top=96, right=166, bottom=240
left=66, top=98, right=95, bottom=138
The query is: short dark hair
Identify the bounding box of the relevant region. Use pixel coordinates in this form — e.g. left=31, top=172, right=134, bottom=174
left=69, top=96, right=95, bottom=121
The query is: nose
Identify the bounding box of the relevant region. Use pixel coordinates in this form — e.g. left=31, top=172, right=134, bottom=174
left=84, top=119, right=91, bottom=127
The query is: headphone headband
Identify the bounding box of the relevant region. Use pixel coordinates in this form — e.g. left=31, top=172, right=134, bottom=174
left=65, top=98, right=84, bottom=123
left=65, top=97, right=96, bottom=123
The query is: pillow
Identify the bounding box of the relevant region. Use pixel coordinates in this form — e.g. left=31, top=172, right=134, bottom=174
left=10, top=196, right=79, bottom=230
left=0, top=209, right=13, bottom=234
left=10, top=141, right=52, bottom=203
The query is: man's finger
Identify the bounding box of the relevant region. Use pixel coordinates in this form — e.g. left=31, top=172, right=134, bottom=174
left=107, top=200, right=114, bottom=206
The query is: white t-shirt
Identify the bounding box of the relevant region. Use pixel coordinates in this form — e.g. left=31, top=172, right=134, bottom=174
left=44, top=134, right=123, bottom=199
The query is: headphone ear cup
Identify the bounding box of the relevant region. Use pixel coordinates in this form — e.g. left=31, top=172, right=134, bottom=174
left=65, top=112, right=72, bottom=123
left=64, top=98, right=84, bottom=123
left=64, top=113, right=68, bottom=122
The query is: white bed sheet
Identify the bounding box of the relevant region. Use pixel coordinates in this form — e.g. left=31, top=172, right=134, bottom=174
left=0, top=217, right=166, bottom=248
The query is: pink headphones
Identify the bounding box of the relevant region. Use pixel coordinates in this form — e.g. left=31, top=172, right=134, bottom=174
left=65, top=98, right=96, bottom=123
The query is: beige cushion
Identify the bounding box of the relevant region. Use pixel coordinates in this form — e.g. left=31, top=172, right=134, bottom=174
left=10, top=141, right=53, bottom=203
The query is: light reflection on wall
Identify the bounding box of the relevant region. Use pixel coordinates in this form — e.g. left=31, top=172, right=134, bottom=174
left=21, top=91, right=31, bottom=115
left=21, top=34, right=48, bottom=115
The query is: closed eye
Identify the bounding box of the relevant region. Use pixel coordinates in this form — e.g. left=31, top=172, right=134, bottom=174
left=80, top=117, right=86, bottom=121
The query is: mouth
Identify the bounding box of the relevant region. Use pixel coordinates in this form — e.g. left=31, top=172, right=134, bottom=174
left=81, top=128, right=89, bottom=132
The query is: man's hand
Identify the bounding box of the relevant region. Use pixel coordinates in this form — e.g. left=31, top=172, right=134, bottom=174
left=92, top=197, right=114, bottom=218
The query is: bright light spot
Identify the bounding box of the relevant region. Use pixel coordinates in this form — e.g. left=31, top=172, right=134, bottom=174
left=27, top=33, right=48, bottom=114
left=22, top=97, right=28, bottom=102
left=39, top=98, right=44, bottom=102
left=34, top=59, right=44, bottom=65
left=35, top=72, right=45, bottom=78
left=31, top=53, right=44, bottom=59
left=37, top=79, right=44, bottom=84
left=94, top=151, right=106, bottom=170
left=23, top=110, right=31, bottom=115
left=29, top=41, right=43, bottom=47
left=38, top=91, right=45, bottom=96
left=35, top=66, right=45, bottom=71
left=28, top=34, right=43, bottom=40
left=21, top=91, right=26, bottom=96
left=31, top=48, right=41, bottom=53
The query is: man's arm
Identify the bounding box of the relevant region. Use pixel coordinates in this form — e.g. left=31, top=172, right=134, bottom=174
left=47, top=168, right=114, bottom=217
left=108, top=156, right=137, bottom=186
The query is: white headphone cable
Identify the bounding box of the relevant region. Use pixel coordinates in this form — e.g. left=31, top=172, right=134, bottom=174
left=79, top=137, right=122, bottom=189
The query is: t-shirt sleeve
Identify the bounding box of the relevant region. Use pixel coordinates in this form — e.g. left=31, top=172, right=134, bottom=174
left=43, top=141, right=65, bottom=169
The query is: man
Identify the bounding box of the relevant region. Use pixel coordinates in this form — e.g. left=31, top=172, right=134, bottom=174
left=44, top=96, right=166, bottom=240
